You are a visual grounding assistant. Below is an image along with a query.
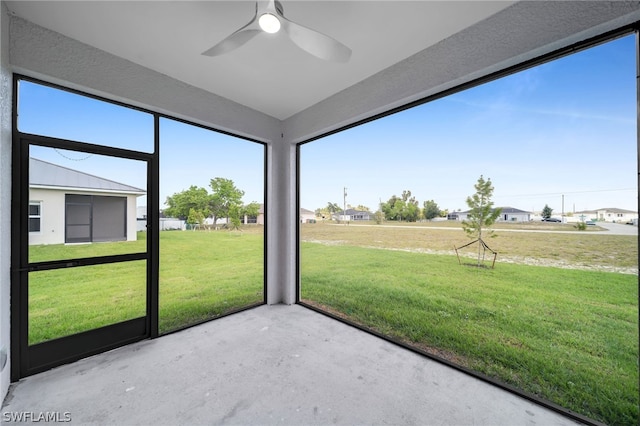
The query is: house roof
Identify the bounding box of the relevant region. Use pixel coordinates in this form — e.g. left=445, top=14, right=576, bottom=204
left=575, top=208, right=637, bottom=214
left=460, top=207, right=530, bottom=214
left=29, top=158, right=146, bottom=195
left=499, top=207, right=531, bottom=214
left=343, top=209, right=370, bottom=215
left=257, top=204, right=314, bottom=216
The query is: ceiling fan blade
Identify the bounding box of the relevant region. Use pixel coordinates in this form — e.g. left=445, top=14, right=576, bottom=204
left=202, top=3, right=261, bottom=57
left=280, top=17, right=351, bottom=63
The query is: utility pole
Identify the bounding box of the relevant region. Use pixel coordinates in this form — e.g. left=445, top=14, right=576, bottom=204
left=343, top=187, right=348, bottom=225
left=562, top=194, right=565, bottom=223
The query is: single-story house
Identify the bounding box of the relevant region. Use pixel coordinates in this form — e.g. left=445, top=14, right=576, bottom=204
left=300, top=208, right=316, bottom=223
left=29, top=158, right=146, bottom=245
left=252, top=205, right=313, bottom=225
left=456, top=207, right=531, bottom=223
left=573, top=208, right=638, bottom=223
left=332, top=208, right=371, bottom=222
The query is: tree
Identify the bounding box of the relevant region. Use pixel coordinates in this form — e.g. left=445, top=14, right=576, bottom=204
left=187, top=208, right=205, bottom=228
left=423, top=200, right=441, bottom=221
left=461, top=175, right=501, bottom=265
left=326, top=202, right=341, bottom=220
left=381, top=195, right=402, bottom=221
left=382, top=191, right=419, bottom=222
left=164, top=185, right=211, bottom=220
left=228, top=204, right=242, bottom=231
left=209, top=177, right=245, bottom=225
left=241, top=202, right=261, bottom=222
left=374, top=209, right=384, bottom=224
left=402, top=199, right=420, bottom=222
left=542, top=204, right=553, bottom=220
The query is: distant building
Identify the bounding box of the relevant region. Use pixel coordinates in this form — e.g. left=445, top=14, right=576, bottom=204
left=29, top=158, right=145, bottom=245
left=300, top=208, right=316, bottom=223
left=455, top=207, right=531, bottom=223
left=573, top=208, right=637, bottom=223
left=252, top=205, right=315, bottom=225
left=332, top=208, right=371, bottom=222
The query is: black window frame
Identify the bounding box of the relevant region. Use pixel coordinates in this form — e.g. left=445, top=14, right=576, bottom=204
left=11, top=74, right=268, bottom=380
left=295, top=25, right=640, bottom=426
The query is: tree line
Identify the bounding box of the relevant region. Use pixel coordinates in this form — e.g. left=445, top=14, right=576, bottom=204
left=316, top=190, right=446, bottom=223
left=164, top=178, right=260, bottom=228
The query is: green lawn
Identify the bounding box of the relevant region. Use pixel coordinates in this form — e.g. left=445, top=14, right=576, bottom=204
left=27, top=224, right=638, bottom=424
left=300, top=242, right=638, bottom=425
left=28, top=229, right=264, bottom=343
left=159, top=229, right=264, bottom=332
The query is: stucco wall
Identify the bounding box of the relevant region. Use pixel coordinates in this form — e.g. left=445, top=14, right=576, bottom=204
left=0, top=0, right=12, bottom=402
left=29, top=188, right=141, bottom=245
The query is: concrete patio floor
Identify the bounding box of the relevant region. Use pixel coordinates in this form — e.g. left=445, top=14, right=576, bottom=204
left=2, top=304, right=582, bottom=425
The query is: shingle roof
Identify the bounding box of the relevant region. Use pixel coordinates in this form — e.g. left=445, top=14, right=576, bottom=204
left=29, top=158, right=146, bottom=194
left=575, top=207, right=637, bottom=214
left=460, top=206, right=530, bottom=214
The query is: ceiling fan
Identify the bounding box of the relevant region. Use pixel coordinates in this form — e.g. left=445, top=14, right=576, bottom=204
left=202, top=0, right=352, bottom=63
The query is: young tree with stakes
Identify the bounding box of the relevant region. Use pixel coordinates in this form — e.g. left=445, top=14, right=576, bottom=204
left=460, top=175, right=501, bottom=267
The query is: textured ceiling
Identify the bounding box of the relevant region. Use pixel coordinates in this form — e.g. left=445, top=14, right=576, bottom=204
left=5, top=1, right=514, bottom=120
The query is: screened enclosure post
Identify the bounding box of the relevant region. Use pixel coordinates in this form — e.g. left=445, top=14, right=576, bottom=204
left=267, top=139, right=296, bottom=305
left=636, top=27, right=640, bottom=356
left=148, top=114, right=160, bottom=338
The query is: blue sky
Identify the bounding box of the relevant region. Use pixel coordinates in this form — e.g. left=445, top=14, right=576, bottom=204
left=19, top=33, right=637, bottom=216
left=301, top=34, right=637, bottom=214
left=19, top=82, right=265, bottom=209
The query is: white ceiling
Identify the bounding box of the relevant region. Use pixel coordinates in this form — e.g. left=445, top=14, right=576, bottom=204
left=5, top=1, right=514, bottom=120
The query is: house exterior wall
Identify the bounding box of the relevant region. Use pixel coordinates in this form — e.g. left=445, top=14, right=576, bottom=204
left=596, top=209, right=637, bottom=223
left=573, top=209, right=638, bottom=223
left=29, top=188, right=140, bottom=245
left=456, top=211, right=530, bottom=223
left=499, top=213, right=530, bottom=222
left=300, top=211, right=315, bottom=223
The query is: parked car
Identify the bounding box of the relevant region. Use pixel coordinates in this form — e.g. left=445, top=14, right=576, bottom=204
left=542, top=217, right=562, bottom=222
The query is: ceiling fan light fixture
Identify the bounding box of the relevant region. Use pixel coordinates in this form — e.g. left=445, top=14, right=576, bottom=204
left=258, top=13, right=281, bottom=33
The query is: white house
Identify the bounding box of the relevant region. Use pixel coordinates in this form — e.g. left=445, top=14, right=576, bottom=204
left=300, top=208, right=316, bottom=223
left=573, top=208, right=638, bottom=223
left=456, top=207, right=531, bottom=223
left=332, top=208, right=371, bottom=222
left=29, top=158, right=146, bottom=245
left=252, top=205, right=313, bottom=225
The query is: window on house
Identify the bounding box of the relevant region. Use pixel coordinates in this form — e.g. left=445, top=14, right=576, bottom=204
left=28, top=202, right=41, bottom=233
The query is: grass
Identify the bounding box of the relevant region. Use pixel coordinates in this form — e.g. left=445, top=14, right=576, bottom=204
left=28, top=228, right=264, bottom=343
left=299, top=223, right=639, bottom=425
left=301, top=221, right=638, bottom=270
left=27, top=221, right=638, bottom=424
left=158, top=229, right=264, bottom=332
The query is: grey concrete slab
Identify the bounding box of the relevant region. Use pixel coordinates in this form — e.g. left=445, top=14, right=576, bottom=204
left=2, top=305, right=582, bottom=425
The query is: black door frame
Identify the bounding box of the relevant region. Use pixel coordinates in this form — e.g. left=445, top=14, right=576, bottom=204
left=10, top=74, right=266, bottom=380
left=11, top=75, right=160, bottom=379
left=12, top=132, right=157, bottom=379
